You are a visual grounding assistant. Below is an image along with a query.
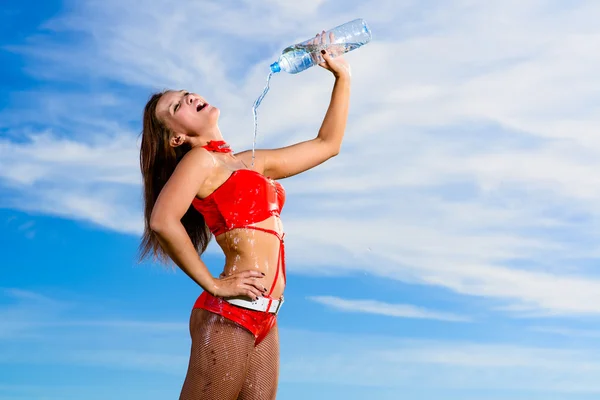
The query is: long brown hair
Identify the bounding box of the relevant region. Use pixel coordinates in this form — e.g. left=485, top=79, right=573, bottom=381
left=138, top=91, right=211, bottom=262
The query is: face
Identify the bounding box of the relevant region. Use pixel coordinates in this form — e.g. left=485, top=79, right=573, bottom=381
left=155, top=90, right=220, bottom=147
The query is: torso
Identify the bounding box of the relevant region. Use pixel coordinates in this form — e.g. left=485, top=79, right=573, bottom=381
left=194, top=152, right=286, bottom=299
left=216, top=216, right=285, bottom=299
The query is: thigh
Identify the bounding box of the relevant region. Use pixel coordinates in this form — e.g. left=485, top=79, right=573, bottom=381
left=179, top=308, right=255, bottom=400
left=238, top=323, right=280, bottom=400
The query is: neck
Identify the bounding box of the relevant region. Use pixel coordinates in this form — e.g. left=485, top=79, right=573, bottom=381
left=188, top=126, right=224, bottom=149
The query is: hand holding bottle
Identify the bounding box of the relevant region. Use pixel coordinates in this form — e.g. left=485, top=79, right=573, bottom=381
left=309, top=31, right=351, bottom=79
left=270, top=18, right=371, bottom=75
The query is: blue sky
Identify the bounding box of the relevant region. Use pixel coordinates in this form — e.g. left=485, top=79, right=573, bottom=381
left=3, top=0, right=600, bottom=399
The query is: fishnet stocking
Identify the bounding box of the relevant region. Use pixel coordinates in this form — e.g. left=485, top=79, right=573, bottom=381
left=179, top=308, right=254, bottom=400
left=238, top=323, right=280, bottom=400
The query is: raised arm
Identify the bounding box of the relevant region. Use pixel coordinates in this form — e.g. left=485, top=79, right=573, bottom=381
left=237, top=49, right=351, bottom=180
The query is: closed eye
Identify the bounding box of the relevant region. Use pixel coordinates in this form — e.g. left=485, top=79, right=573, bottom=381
left=172, top=92, right=190, bottom=114
left=175, top=92, right=190, bottom=112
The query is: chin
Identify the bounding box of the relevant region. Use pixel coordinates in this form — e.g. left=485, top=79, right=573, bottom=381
left=208, top=106, right=220, bottom=122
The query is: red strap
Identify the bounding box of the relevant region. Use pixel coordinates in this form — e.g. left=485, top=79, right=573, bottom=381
left=244, top=226, right=283, bottom=240
left=280, top=235, right=286, bottom=284
left=202, top=140, right=232, bottom=153
left=243, top=226, right=286, bottom=296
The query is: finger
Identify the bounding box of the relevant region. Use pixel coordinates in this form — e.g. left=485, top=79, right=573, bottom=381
left=239, top=273, right=267, bottom=289
left=247, top=279, right=268, bottom=293
left=317, top=51, right=329, bottom=69
left=320, top=49, right=332, bottom=64
left=311, top=33, right=319, bottom=46
left=241, top=284, right=263, bottom=300
left=321, top=49, right=332, bottom=59
left=329, top=31, right=339, bottom=56
left=238, top=270, right=266, bottom=278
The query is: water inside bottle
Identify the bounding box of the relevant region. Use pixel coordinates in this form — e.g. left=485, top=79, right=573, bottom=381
left=251, top=71, right=274, bottom=167
left=283, top=42, right=363, bottom=61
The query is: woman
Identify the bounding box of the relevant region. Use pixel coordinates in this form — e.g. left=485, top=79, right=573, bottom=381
left=139, top=36, right=350, bottom=400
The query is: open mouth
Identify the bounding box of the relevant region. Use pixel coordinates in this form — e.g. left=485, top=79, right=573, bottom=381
left=196, top=102, right=208, bottom=112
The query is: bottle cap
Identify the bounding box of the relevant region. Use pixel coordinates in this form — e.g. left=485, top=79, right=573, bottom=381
left=270, top=62, right=281, bottom=73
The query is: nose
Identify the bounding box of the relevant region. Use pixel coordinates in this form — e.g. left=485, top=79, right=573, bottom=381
left=186, top=94, right=194, bottom=105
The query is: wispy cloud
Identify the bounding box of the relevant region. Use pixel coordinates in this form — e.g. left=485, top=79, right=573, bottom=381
left=0, top=133, right=139, bottom=186
left=0, top=288, right=69, bottom=339
left=309, top=295, right=470, bottom=322
left=0, top=288, right=189, bottom=378
left=4, top=288, right=600, bottom=396
left=280, top=328, right=600, bottom=393
left=3, top=0, right=600, bottom=318
left=0, top=288, right=185, bottom=335
left=0, top=134, right=143, bottom=234
left=529, top=326, right=600, bottom=339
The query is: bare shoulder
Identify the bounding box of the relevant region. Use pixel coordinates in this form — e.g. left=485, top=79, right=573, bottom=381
left=234, top=149, right=266, bottom=174
left=152, top=147, right=218, bottom=219
left=167, top=147, right=217, bottom=190
left=176, top=147, right=216, bottom=173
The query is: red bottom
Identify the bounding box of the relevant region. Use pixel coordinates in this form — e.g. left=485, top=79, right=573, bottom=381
left=193, top=291, right=277, bottom=345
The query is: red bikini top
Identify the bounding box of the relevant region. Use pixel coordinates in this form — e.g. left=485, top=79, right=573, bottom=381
left=191, top=141, right=286, bottom=236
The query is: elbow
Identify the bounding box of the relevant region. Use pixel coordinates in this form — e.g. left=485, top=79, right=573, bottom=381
left=329, top=145, right=341, bottom=158
left=317, top=137, right=341, bottom=158
left=149, top=213, right=170, bottom=234
left=149, top=219, right=164, bottom=235
left=321, top=140, right=341, bottom=158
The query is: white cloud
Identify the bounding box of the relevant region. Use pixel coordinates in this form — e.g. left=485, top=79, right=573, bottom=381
left=309, top=295, right=470, bottom=321
left=4, top=289, right=600, bottom=396
left=0, top=134, right=143, bottom=235
left=529, top=326, right=600, bottom=339
left=64, top=349, right=186, bottom=373
left=280, top=328, right=600, bottom=393
left=0, top=288, right=69, bottom=339
left=0, top=133, right=140, bottom=186
left=4, top=0, right=600, bottom=316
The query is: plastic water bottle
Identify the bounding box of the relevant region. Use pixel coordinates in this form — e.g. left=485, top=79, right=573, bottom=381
left=270, top=18, right=372, bottom=74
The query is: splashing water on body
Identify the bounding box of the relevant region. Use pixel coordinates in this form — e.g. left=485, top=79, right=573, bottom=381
left=251, top=71, right=274, bottom=168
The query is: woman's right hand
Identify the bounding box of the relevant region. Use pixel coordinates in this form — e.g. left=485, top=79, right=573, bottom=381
left=212, top=270, right=268, bottom=300
left=310, top=31, right=351, bottom=80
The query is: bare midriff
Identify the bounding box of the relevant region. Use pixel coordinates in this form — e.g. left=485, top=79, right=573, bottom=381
left=215, top=215, right=285, bottom=299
